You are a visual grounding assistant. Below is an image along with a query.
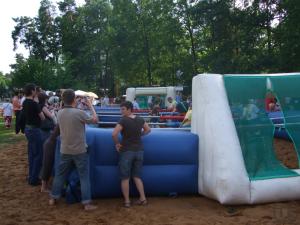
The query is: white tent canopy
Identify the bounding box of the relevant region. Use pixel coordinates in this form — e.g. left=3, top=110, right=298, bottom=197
left=87, top=92, right=99, bottom=98
left=75, top=90, right=88, bottom=97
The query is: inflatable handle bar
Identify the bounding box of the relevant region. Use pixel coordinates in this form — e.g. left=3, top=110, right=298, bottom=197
left=96, top=112, right=150, bottom=116
left=97, top=115, right=185, bottom=120
left=98, top=121, right=169, bottom=126
left=133, top=109, right=173, bottom=113
left=98, top=114, right=160, bottom=118
left=160, top=116, right=185, bottom=121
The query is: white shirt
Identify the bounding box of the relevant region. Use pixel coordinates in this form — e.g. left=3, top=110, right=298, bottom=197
left=243, top=103, right=259, bottom=120
left=133, top=101, right=140, bottom=110
left=20, top=96, right=26, bottom=105
left=2, top=103, right=13, bottom=116
left=103, top=97, right=109, bottom=106
left=48, top=96, right=59, bottom=105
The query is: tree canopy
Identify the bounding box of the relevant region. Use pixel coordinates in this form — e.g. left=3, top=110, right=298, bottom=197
left=9, top=0, right=300, bottom=95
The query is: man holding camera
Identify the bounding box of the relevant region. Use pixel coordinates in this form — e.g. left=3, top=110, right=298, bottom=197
left=49, top=89, right=99, bottom=211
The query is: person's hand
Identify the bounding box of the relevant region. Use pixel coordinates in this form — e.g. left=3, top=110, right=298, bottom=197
left=86, top=97, right=93, bottom=108
left=115, top=143, right=122, bottom=152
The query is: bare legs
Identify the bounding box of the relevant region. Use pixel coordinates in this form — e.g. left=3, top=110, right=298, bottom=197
left=121, top=177, right=147, bottom=206
left=121, top=179, right=130, bottom=204
left=133, top=177, right=146, bottom=201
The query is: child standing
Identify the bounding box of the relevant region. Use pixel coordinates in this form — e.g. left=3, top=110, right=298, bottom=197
left=2, top=99, right=13, bottom=128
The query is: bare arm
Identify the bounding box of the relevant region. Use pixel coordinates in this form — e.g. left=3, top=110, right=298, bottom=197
left=142, top=122, right=151, bottom=136
left=39, top=111, right=45, bottom=121
left=42, top=106, right=53, bottom=118
left=112, top=124, right=123, bottom=152
left=87, top=98, right=99, bottom=124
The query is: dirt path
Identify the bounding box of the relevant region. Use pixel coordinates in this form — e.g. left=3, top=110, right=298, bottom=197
left=1, top=139, right=300, bottom=225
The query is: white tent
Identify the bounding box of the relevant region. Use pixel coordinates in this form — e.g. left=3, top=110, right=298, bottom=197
left=75, top=90, right=88, bottom=97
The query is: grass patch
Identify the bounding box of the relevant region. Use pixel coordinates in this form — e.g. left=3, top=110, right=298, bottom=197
left=0, top=117, right=25, bottom=148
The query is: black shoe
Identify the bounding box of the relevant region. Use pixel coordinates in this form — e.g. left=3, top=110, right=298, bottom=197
left=28, top=179, right=41, bottom=186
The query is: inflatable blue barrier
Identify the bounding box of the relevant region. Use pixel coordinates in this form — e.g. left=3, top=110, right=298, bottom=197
left=274, top=127, right=290, bottom=139
left=98, top=115, right=122, bottom=122
left=165, top=121, right=181, bottom=127
left=54, top=128, right=199, bottom=203
left=160, top=112, right=180, bottom=116
left=268, top=111, right=291, bottom=140
left=94, top=106, right=120, bottom=110
left=268, top=111, right=284, bottom=124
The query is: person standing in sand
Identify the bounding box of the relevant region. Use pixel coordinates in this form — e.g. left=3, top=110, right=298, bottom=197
left=22, top=83, right=45, bottom=186
left=112, top=101, right=151, bottom=208
left=49, top=89, right=98, bottom=211
left=2, top=99, right=13, bottom=128
left=12, top=92, right=22, bottom=133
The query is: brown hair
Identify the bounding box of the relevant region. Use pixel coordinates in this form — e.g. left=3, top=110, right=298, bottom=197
left=62, top=89, right=75, bottom=105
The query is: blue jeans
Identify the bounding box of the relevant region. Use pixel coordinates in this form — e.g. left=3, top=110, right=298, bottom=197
left=41, top=130, right=51, bottom=145
left=119, top=151, right=144, bottom=180
left=25, top=128, right=43, bottom=185
left=51, top=152, right=91, bottom=204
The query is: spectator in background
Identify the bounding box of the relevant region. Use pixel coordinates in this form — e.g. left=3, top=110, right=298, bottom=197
left=40, top=125, right=60, bottom=193
left=38, top=93, right=56, bottom=143
left=187, top=95, right=192, bottom=107
left=147, top=96, right=153, bottom=109
left=243, top=99, right=260, bottom=120
left=20, top=92, right=26, bottom=105
left=2, top=99, right=13, bottom=128
left=149, top=99, right=161, bottom=127
left=34, top=86, right=42, bottom=103
left=103, top=95, right=109, bottom=106
left=48, top=92, right=59, bottom=106
left=167, top=97, right=177, bottom=112
left=150, top=99, right=161, bottom=117
left=175, top=91, right=182, bottom=103
left=265, top=91, right=276, bottom=112
left=180, top=105, right=192, bottom=128
left=154, top=95, right=164, bottom=108
left=133, top=98, right=140, bottom=110
left=12, top=92, right=22, bottom=133
left=176, top=95, right=189, bottom=114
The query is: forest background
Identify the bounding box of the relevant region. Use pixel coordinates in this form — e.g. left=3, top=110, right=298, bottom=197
left=0, top=0, right=299, bottom=96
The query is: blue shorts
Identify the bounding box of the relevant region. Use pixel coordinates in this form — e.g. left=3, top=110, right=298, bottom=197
left=118, top=151, right=143, bottom=180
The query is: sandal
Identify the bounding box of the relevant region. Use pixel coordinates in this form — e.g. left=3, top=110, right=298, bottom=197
left=124, top=202, right=131, bottom=208
left=41, top=188, right=50, bottom=193
left=135, top=199, right=148, bottom=206
left=225, top=207, right=242, bottom=217
left=49, top=198, right=56, bottom=206
left=84, top=204, right=98, bottom=211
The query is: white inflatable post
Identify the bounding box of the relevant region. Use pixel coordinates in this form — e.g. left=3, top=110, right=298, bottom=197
left=126, top=88, right=136, bottom=102
left=192, top=74, right=250, bottom=204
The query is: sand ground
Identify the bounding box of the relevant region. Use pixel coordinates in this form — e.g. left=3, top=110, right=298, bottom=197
left=1, top=138, right=300, bottom=225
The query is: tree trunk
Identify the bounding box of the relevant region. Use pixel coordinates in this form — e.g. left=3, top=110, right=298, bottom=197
left=141, top=18, right=152, bottom=86
left=137, top=0, right=152, bottom=86
left=104, top=49, right=109, bottom=92
left=183, top=0, right=198, bottom=75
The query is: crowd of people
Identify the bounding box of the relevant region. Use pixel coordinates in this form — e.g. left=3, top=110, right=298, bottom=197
left=1, top=84, right=154, bottom=211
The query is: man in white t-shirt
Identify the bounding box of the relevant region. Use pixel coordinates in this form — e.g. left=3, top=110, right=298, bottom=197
left=2, top=99, right=13, bottom=128
left=103, top=95, right=109, bottom=106
left=133, top=98, right=140, bottom=110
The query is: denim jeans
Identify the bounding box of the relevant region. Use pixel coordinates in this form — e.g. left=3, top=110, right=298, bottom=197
left=24, top=127, right=43, bottom=185
left=51, top=152, right=91, bottom=204
left=119, top=151, right=144, bottom=179
left=41, top=130, right=51, bottom=145
left=14, top=110, right=21, bottom=134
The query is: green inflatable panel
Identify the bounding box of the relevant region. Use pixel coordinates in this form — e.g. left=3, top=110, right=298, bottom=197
left=224, top=75, right=298, bottom=180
